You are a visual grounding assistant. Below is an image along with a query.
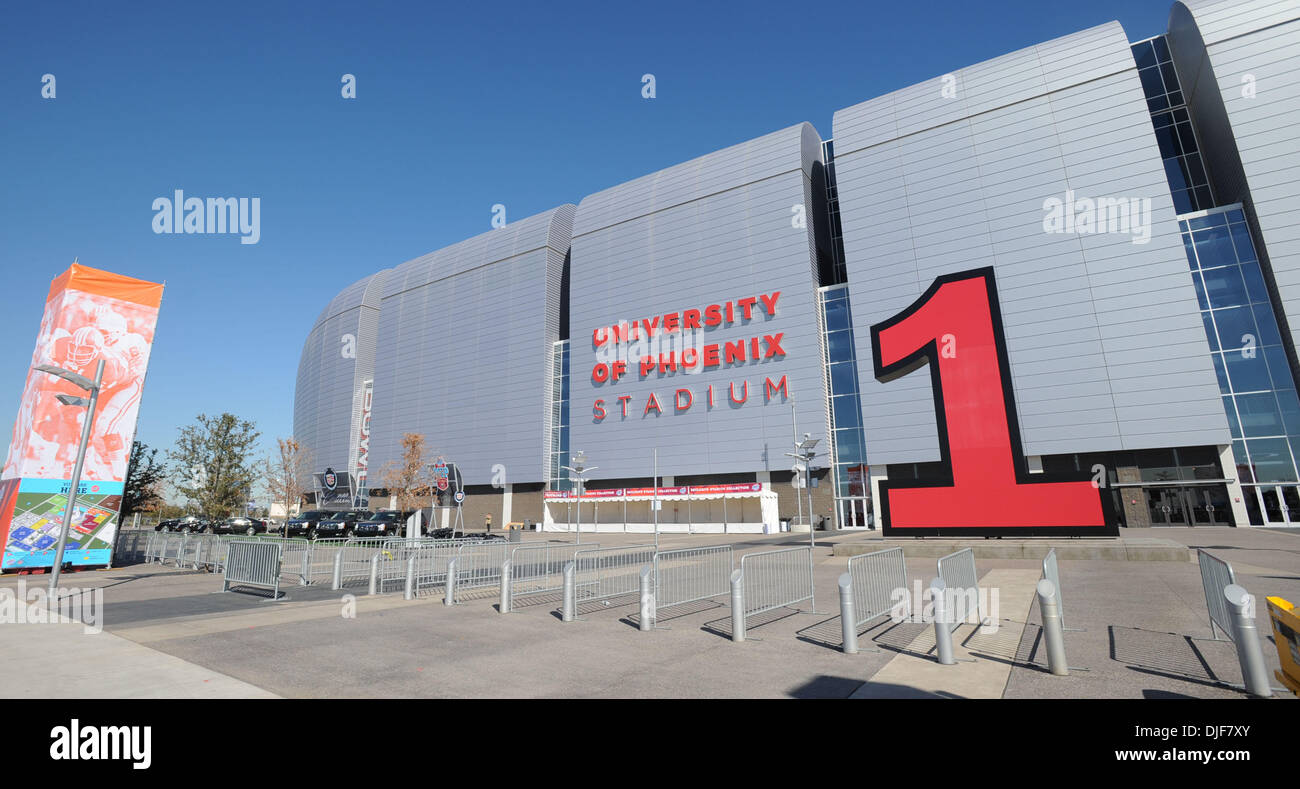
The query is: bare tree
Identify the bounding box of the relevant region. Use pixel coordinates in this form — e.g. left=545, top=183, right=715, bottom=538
left=379, top=433, right=432, bottom=516
left=264, top=437, right=313, bottom=535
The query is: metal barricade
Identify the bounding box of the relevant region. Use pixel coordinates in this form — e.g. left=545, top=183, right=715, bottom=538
left=144, top=532, right=164, bottom=563
left=452, top=541, right=512, bottom=597
left=936, top=548, right=982, bottom=632
left=1197, top=548, right=1238, bottom=642
left=739, top=546, right=814, bottom=619
left=507, top=542, right=597, bottom=609
left=653, top=545, right=734, bottom=613
left=162, top=534, right=183, bottom=566
left=222, top=540, right=284, bottom=597
left=847, top=546, right=908, bottom=629
left=406, top=540, right=487, bottom=597
left=572, top=545, right=656, bottom=606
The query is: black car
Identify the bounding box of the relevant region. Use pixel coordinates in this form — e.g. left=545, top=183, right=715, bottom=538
left=283, top=510, right=334, bottom=538
left=354, top=510, right=413, bottom=537
left=313, top=510, right=374, bottom=539
left=162, top=515, right=215, bottom=534
left=216, top=517, right=269, bottom=536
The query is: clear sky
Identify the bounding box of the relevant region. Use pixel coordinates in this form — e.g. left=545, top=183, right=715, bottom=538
left=0, top=0, right=1177, bottom=484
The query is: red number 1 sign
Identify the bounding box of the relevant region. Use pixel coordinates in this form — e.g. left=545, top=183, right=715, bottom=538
left=870, top=267, right=1116, bottom=536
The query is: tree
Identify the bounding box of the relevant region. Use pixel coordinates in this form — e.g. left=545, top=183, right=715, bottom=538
left=122, top=441, right=165, bottom=516
left=380, top=433, right=432, bottom=515
left=166, top=413, right=262, bottom=519
left=264, top=437, right=313, bottom=533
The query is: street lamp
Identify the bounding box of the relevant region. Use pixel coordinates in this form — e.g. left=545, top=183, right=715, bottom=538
left=560, top=450, right=596, bottom=544
left=786, top=433, right=821, bottom=551
left=33, top=360, right=105, bottom=595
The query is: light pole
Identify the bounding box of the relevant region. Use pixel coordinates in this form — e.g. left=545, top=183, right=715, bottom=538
left=34, top=360, right=105, bottom=596
left=561, top=451, right=596, bottom=544
left=786, top=434, right=820, bottom=551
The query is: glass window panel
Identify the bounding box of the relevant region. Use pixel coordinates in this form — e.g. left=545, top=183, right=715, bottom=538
left=1236, top=392, right=1285, bottom=437
left=1266, top=345, right=1296, bottom=391
left=1191, top=271, right=1209, bottom=310
left=1167, top=89, right=1184, bottom=107
left=1230, top=223, right=1257, bottom=262
left=1200, top=266, right=1248, bottom=308
left=1195, top=186, right=1213, bottom=209
left=1234, top=440, right=1254, bottom=483
left=1175, top=121, right=1198, bottom=154
left=1138, top=66, right=1166, bottom=98
left=832, top=395, right=861, bottom=430
left=829, top=361, right=857, bottom=396
left=1153, top=35, right=1172, bottom=63
left=1227, top=209, right=1245, bottom=223
left=1172, top=188, right=1196, bottom=215
left=823, top=296, right=850, bottom=332
left=1202, top=311, right=1220, bottom=351
left=834, top=429, right=864, bottom=464
left=1184, top=153, right=1207, bottom=186
left=1152, top=124, right=1180, bottom=159
left=1152, top=109, right=1175, bottom=129
left=1192, top=225, right=1236, bottom=267
left=1224, top=396, right=1241, bottom=438
left=1182, top=233, right=1197, bottom=269
left=1132, top=40, right=1157, bottom=69
left=1213, top=306, right=1258, bottom=351
left=827, top=329, right=853, bottom=360
left=1245, top=437, right=1297, bottom=483
left=1278, top=388, right=1300, bottom=436
left=1188, top=212, right=1227, bottom=230
left=1223, top=348, right=1273, bottom=392
left=1164, top=157, right=1190, bottom=192
left=1211, top=353, right=1229, bottom=391
left=1241, top=261, right=1269, bottom=303
left=1251, top=301, right=1283, bottom=346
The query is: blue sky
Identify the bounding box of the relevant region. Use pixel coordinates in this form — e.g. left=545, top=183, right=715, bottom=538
left=0, top=0, right=1176, bottom=483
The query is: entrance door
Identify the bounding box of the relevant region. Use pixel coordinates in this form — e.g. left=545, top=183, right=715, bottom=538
left=1147, top=489, right=1190, bottom=525
left=1187, top=486, right=1232, bottom=526
left=1251, top=485, right=1300, bottom=525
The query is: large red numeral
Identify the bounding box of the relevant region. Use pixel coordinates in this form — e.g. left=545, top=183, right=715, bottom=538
left=870, top=267, right=1114, bottom=536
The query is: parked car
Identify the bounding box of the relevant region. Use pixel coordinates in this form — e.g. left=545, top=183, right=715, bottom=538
left=283, top=510, right=334, bottom=538
left=313, top=510, right=374, bottom=539
left=163, top=515, right=215, bottom=534
left=354, top=510, right=414, bottom=537
left=216, top=516, right=269, bottom=536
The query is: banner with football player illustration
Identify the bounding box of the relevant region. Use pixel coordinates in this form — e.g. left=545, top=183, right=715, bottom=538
left=0, top=263, right=163, bottom=569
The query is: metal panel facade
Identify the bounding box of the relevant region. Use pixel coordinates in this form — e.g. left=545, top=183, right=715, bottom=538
left=1171, top=0, right=1300, bottom=365
left=567, top=123, right=830, bottom=480
left=832, top=22, right=1230, bottom=464
left=366, top=206, right=575, bottom=485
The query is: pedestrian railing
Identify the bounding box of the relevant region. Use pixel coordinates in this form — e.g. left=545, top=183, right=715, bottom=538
left=936, top=548, right=983, bottom=631
left=653, top=545, right=734, bottom=615
left=572, top=545, right=656, bottom=606
left=1197, top=548, right=1238, bottom=642
left=222, top=540, right=284, bottom=598
left=506, top=542, right=598, bottom=609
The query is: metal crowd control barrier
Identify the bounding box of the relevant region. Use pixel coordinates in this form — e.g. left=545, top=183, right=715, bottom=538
left=445, top=541, right=512, bottom=603
left=402, top=539, right=495, bottom=597
left=653, top=545, right=734, bottom=615
left=842, top=546, right=909, bottom=652
left=1197, top=548, right=1237, bottom=642
left=733, top=546, right=813, bottom=637
left=936, top=548, right=983, bottom=632
left=222, top=540, right=284, bottom=598
left=571, top=545, right=656, bottom=608
left=506, top=542, right=598, bottom=610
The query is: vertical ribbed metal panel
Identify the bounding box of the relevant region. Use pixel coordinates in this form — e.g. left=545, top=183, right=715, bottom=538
left=367, top=205, right=575, bottom=485
left=567, top=123, right=830, bottom=480
left=831, top=21, right=1230, bottom=464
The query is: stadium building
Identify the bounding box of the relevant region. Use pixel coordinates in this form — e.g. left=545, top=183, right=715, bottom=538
left=295, top=0, right=1300, bottom=531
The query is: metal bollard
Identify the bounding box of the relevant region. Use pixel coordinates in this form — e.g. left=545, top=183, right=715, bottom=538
left=500, top=560, right=512, bottom=614
left=368, top=554, right=379, bottom=596
left=301, top=546, right=311, bottom=586
left=1037, top=579, right=1068, bottom=676
left=1224, top=584, right=1272, bottom=698
left=332, top=551, right=343, bottom=590
left=561, top=562, right=576, bottom=622
left=839, top=573, right=858, bottom=655
left=445, top=557, right=458, bottom=606
left=194, top=539, right=205, bottom=570
left=404, top=554, right=416, bottom=600
left=730, top=569, right=745, bottom=643
left=931, top=577, right=955, bottom=665
left=639, top=566, right=653, bottom=632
